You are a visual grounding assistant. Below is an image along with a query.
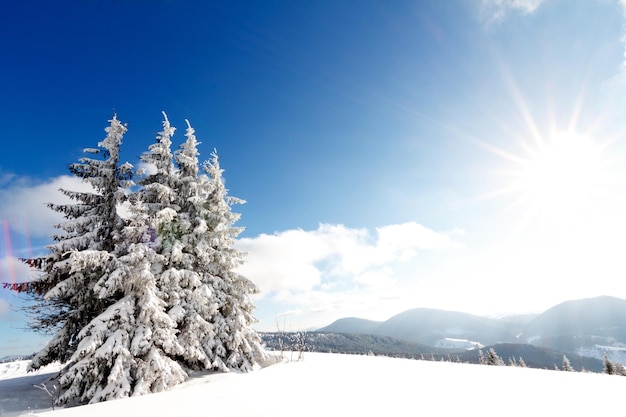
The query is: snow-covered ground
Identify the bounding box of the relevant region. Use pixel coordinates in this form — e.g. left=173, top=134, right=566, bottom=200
left=577, top=344, right=626, bottom=364
left=434, top=337, right=483, bottom=350
left=2, top=352, right=626, bottom=417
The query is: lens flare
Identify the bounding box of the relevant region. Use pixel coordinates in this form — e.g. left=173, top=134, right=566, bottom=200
left=3, top=221, right=15, bottom=284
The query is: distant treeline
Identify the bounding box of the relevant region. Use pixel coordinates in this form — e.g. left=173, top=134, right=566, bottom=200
left=260, top=332, right=604, bottom=372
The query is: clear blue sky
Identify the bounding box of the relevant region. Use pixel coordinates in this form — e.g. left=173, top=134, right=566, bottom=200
left=3, top=0, right=626, bottom=357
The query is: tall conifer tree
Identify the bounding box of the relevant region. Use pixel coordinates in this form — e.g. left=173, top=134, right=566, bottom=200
left=27, top=116, right=133, bottom=370
left=54, top=115, right=186, bottom=404
left=201, top=151, right=266, bottom=371
left=166, top=120, right=217, bottom=370
left=19, top=113, right=266, bottom=404
left=57, top=242, right=186, bottom=405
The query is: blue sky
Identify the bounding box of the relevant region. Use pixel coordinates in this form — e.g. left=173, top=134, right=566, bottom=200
left=3, top=0, right=626, bottom=356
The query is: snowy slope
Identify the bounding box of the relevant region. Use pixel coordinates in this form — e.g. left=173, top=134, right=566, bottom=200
left=2, top=353, right=626, bottom=417
left=0, top=361, right=62, bottom=381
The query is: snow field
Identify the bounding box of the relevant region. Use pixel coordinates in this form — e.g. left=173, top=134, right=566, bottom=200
left=1, top=352, right=624, bottom=417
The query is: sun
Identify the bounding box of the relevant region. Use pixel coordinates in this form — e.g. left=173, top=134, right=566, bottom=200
left=512, top=130, right=609, bottom=231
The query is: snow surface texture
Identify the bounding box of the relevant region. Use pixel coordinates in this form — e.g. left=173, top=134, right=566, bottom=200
left=2, top=353, right=626, bottom=416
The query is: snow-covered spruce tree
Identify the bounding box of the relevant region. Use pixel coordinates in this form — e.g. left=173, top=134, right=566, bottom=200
left=478, top=349, right=485, bottom=365
left=484, top=348, right=504, bottom=366
left=132, top=112, right=186, bottom=313
left=55, top=114, right=189, bottom=404
left=157, top=120, right=265, bottom=372
left=603, top=354, right=626, bottom=376
left=26, top=116, right=133, bottom=370
left=56, top=240, right=186, bottom=405
left=129, top=115, right=212, bottom=370
left=128, top=113, right=188, bottom=335
left=561, top=355, right=574, bottom=372
left=161, top=120, right=218, bottom=371
left=136, top=112, right=178, bottom=217
left=200, top=151, right=266, bottom=371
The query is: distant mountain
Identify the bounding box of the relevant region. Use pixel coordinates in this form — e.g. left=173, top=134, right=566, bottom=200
left=317, top=296, right=626, bottom=363
left=319, top=317, right=382, bottom=335
left=495, top=314, right=538, bottom=329
left=520, top=296, right=626, bottom=354
left=319, top=308, right=519, bottom=347
left=375, top=308, right=515, bottom=346
left=522, top=296, right=626, bottom=340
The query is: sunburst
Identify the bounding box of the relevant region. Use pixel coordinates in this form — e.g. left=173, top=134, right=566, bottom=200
left=511, top=130, right=611, bottom=231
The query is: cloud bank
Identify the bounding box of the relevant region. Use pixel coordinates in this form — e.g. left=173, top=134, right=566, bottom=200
left=236, top=222, right=459, bottom=296
left=236, top=222, right=460, bottom=302
left=0, top=175, right=94, bottom=239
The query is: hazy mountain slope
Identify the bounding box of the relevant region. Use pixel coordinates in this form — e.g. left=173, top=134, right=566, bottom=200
left=374, top=308, right=516, bottom=346
left=521, top=296, right=626, bottom=350
left=317, top=317, right=381, bottom=334
left=318, top=310, right=537, bottom=347
left=495, top=314, right=538, bottom=330
left=315, top=296, right=626, bottom=362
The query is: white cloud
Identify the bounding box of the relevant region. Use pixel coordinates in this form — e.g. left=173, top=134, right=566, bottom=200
left=353, top=266, right=397, bottom=290
left=0, top=175, right=94, bottom=239
left=236, top=222, right=459, bottom=297
left=376, top=222, right=460, bottom=261
left=478, top=0, right=547, bottom=24
left=237, top=228, right=328, bottom=294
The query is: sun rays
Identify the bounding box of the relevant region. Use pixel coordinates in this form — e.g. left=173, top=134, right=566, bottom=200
left=510, top=130, right=613, bottom=231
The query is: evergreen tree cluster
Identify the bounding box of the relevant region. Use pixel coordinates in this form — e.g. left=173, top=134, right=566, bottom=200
left=603, top=354, right=626, bottom=376
left=478, top=348, right=505, bottom=366
left=21, top=114, right=266, bottom=405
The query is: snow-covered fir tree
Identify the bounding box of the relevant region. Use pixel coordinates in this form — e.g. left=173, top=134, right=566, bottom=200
left=143, top=119, right=266, bottom=372
left=136, top=112, right=178, bottom=218
left=56, top=241, right=186, bottom=405
left=26, top=116, right=133, bottom=370
left=174, top=120, right=201, bottom=206
left=132, top=113, right=187, bottom=321
left=561, top=355, right=574, bottom=372
left=129, top=115, right=210, bottom=370
left=482, top=348, right=504, bottom=366
left=19, top=113, right=266, bottom=405
left=163, top=120, right=218, bottom=370
left=161, top=121, right=265, bottom=372
left=603, top=354, right=626, bottom=376
left=200, top=151, right=266, bottom=371
left=54, top=114, right=189, bottom=404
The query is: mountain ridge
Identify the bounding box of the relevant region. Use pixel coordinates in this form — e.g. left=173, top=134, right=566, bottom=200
left=317, top=295, right=626, bottom=363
